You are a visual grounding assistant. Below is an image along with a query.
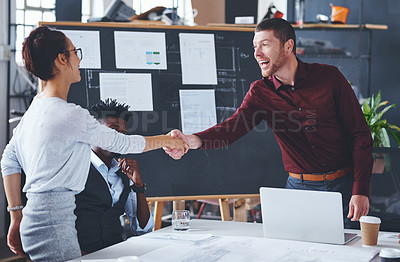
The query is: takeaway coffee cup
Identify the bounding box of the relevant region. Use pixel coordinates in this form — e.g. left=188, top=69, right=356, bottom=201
left=360, top=216, right=381, bottom=246
left=379, top=248, right=400, bottom=262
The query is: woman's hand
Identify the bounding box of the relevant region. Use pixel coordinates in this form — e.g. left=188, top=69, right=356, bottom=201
left=163, top=130, right=202, bottom=160
left=162, top=135, right=189, bottom=155
left=3, top=174, right=25, bottom=257
left=8, top=214, right=24, bottom=257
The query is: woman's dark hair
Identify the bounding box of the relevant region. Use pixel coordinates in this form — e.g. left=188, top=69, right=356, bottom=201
left=255, top=18, right=296, bottom=54
left=22, top=26, right=69, bottom=81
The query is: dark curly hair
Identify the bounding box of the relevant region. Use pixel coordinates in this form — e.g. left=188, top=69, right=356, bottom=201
left=88, top=98, right=131, bottom=122
left=22, top=26, right=69, bottom=80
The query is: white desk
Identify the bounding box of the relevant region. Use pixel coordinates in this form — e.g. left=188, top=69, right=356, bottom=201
left=72, top=219, right=400, bottom=261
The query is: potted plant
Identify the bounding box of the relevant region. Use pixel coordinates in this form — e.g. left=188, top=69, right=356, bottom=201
left=362, top=91, right=400, bottom=173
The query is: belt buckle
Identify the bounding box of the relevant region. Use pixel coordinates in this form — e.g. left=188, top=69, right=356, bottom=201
left=323, top=170, right=335, bottom=181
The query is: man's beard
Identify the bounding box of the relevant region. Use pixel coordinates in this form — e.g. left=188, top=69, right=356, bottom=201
left=262, top=47, right=288, bottom=77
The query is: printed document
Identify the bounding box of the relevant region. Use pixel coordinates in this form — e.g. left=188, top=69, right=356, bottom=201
left=179, top=90, right=217, bottom=134
left=140, top=233, right=217, bottom=245
left=179, top=33, right=217, bottom=85
left=99, top=73, right=153, bottom=111
left=140, top=235, right=379, bottom=262
left=61, top=30, right=101, bottom=69
left=114, top=31, right=167, bottom=70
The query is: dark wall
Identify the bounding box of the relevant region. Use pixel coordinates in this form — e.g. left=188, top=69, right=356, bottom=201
left=55, top=0, right=82, bottom=22
left=47, top=1, right=400, bottom=197
left=48, top=24, right=287, bottom=197
left=225, top=0, right=258, bottom=23
left=291, top=0, right=400, bottom=231
left=364, top=0, right=400, bottom=127
left=288, top=0, right=400, bottom=127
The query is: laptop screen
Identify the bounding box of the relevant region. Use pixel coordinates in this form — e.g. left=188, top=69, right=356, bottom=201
left=259, top=187, right=348, bottom=244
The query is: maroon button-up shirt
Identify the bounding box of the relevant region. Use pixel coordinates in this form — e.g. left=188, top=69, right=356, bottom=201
left=196, top=59, right=373, bottom=196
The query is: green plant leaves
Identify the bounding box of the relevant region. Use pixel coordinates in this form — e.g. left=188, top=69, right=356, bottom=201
left=388, top=124, right=400, bottom=132
left=388, top=129, right=400, bottom=146
left=362, top=102, right=371, bottom=116
left=379, top=128, right=390, bottom=147
left=377, top=104, right=395, bottom=122
left=362, top=90, right=400, bottom=148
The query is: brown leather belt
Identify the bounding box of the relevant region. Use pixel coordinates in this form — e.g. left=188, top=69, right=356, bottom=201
left=289, top=167, right=353, bottom=181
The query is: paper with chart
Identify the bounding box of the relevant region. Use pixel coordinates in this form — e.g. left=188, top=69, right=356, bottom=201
left=114, top=31, right=167, bottom=69
left=179, top=90, right=217, bottom=134
left=140, top=235, right=379, bottom=262
left=61, top=30, right=101, bottom=69
left=179, top=33, right=217, bottom=85
left=99, top=73, right=153, bottom=111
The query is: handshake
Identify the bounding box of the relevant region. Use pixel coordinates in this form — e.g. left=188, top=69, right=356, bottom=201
left=162, top=129, right=202, bottom=160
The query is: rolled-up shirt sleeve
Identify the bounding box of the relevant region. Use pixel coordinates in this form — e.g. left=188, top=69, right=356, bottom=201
left=134, top=213, right=155, bottom=234
left=124, top=191, right=154, bottom=235
left=1, top=135, right=22, bottom=177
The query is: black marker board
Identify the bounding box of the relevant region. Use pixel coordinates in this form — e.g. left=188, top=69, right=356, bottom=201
left=43, top=22, right=287, bottom=196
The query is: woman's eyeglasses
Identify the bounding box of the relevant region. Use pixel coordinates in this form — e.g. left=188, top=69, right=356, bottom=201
left=62, top=48, right=83, bottom=61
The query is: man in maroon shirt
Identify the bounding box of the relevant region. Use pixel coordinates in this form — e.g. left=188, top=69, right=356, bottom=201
left=165, top=18, right=373, bottom=224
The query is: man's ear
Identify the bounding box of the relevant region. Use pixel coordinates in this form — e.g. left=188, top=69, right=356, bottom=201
left=285, top=39, right=294, bottom=53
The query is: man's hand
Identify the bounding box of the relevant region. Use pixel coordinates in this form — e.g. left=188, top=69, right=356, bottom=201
left=347, top=195, right=369, bottom=221
left=7, top=218, right=24, bottom=257
left=143, top=134, right=188, bottom=154
left=118, top=158, right=143, bottom=186
left=163, top=129, right=202, bottom=160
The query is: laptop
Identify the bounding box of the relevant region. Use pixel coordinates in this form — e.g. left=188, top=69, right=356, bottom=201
left=259, top=187, right=357, bottom=245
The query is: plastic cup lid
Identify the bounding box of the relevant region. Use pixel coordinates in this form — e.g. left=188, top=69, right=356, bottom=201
left=117, top=256, right=140, bottom=262
left=380, top=248, right=400, bottom=258
left=359, top=216, right=381, bottom=224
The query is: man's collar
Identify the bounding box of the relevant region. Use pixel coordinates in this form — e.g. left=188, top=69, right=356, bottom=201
left=265, top=75, right=284, bottom=90
left=295, top=57, right=307, bottom=82
left=90, top=151, right=120, bottom=173
left=265, top=58, right=306, bottom=90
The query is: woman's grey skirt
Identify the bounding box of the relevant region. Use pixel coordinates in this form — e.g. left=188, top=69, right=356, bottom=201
left=20, top=190, right=81, bottom=262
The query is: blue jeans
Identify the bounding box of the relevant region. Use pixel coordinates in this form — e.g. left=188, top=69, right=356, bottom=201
left=285, top=171, right=356, bottom=229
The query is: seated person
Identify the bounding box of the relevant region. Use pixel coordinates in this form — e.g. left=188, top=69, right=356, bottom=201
left=75, top=99, right=154, bottom=254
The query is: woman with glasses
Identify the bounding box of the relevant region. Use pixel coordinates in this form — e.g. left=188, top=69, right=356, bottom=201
left=1, top=26, right=188, bottom=261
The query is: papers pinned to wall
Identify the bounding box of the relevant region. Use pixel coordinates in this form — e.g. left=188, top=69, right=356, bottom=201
left=179, top=89, right=217, bottom=134
left=99, top=73, right=153, bottom=111
left=114, top=31, right=167, bottom=70
left=61, top=30, right=101, bottom=69
left=179, top=33, right=218, bottom=85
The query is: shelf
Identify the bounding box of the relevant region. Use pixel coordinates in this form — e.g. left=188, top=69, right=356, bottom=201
left=206, top=23, right=388, bottom=30
left=298, top=54, right=352, bottom=59
left=293, top=23, right=388, bottom=30
left=297, top=54, right=371, bottom=59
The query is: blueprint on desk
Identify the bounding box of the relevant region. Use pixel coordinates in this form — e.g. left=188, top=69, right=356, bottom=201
left=140, top=235, right=379, bottom=262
